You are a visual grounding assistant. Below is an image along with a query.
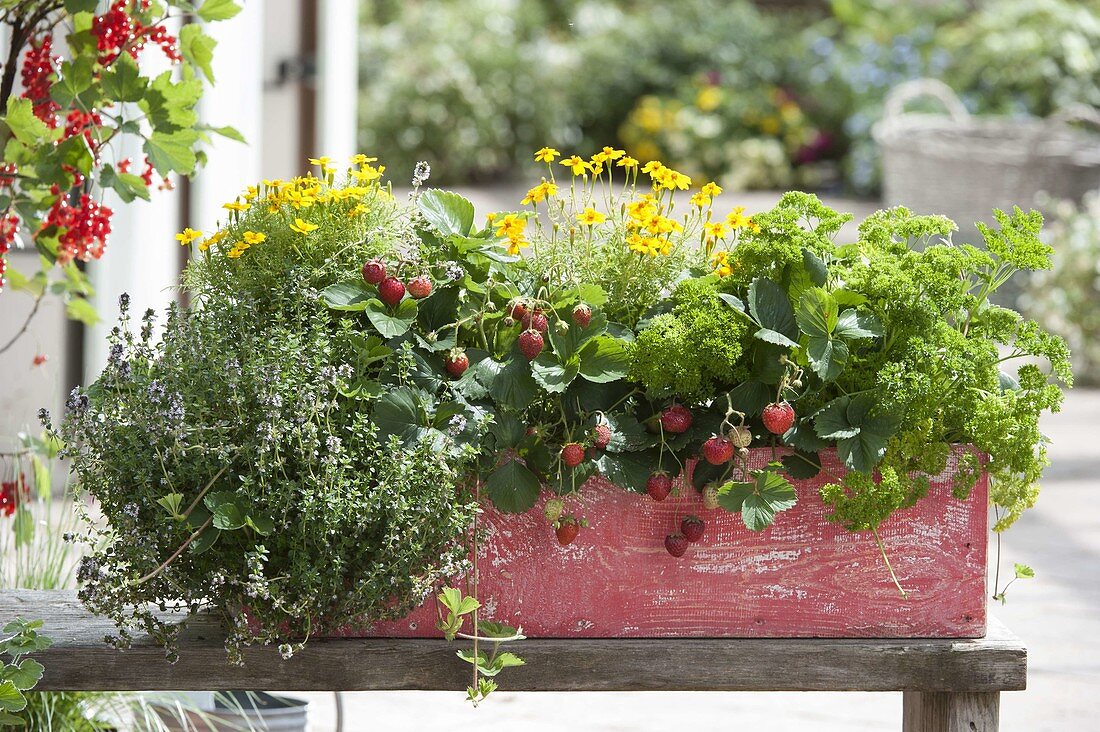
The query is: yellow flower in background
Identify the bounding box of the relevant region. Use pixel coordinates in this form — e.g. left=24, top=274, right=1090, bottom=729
left=701, top=182, right=723, bottom=197
left=534, top=147, right=560, bottom=163
left=493, top=213, right=526, bottom=240
left=242, top=231, right=266, bottom=245
left=175, top=227, right=202, bottom=245
left=290, top=218, right=319, bottom=235
left=726, top=207, right=752, bottom=229
left=351, top=154, right=378, bottom=166
left=243, top=185, right=260, bottom=202
left=616, top=156, right=639, bottom=169
left=577, top=207, right=607, bottom=226
left=711, top=250, right=732, bottom=277
left=704, top=221, right=729, bottom=241
left=560, top=155, right=591, bottom=176
left=222, top=201, right=249, bottom=212
left=690, top=192, right=710, bottom=208
left=696, top=85, right=722, bottom=112
left=308, top=156, right=331, bottom=168
left=601, top=146, right=625, bottom=160
left=521, top=179, right=558, bottom=205
left=200, top=230, right=226, bottom=253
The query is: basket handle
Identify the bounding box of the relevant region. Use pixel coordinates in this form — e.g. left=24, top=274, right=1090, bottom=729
left=1046, top=103, right=1100, bottom=132
left=883, top=79, right=970, bottom=123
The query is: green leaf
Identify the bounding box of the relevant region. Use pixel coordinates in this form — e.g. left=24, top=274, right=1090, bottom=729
left=754, top=327, right=799, bottom=348
left=205, top=492, right=247, bottom=531
left=64, top=0, right=99, bottom=12
left=320, top=282, right=372, bottom=311
left=417, top=190, right=474, bottom=237
left=717, top=470, right=797, bottom=531
left=100, top=52, right=146, bottom=102
left=488, top=357, right=538, bottom=411
left=6, top=660, right=43, bottom=692
left=365, top=298, right=417, bottom=339
left=796, top=287, right=838, bottom=339
left=718, top=292, right=745, bottom=312
left=780, top=450, right=821, bottom=479
left=814, top=396, right=859, bottom=439
left=549, top=309, right=606, bottom=359
left=725, top=381, right=772, bottom=417
left=156, top=493, right=185, bottom=518
left=577, top=336, right=630, bottom=383
left=788, top=248, right=828, bottom=306
left=806, top=335, right=849, bottom=382
left=817, top=394, right=899, bottom=472
left=197, top=0, right=243, bottom=21
left=595, top=449, right=658, bottom=492
left=65, top=297, right=99, bottom=326
left=189, top=526, right=220, bottom=554
left=247, top=514, right=275, bottom=536
left=531, top=353, right=579, bottom=394
left=207, top=125, right=245, bottom=143
left=3, top=99, right=51, bottom=146
left=834, top=309, right=882, bottom=339
left=374, top=388, right=425, bottom=444
left=100, top=165, right=151, bottom=203
left=0, top=681, right=26, bottom=713
left=485, top=459, right=541, bottom=513
left=1014, top=563, right=1035, bottom=579
left=748, top=278, right=797, bottom=339
left=12, top=509, right=32, bottom=548
left=143, top=130, right=199, bottom=175
left=179, top=24, right=218, bottom=83
left=0, top=710, right=25, bottom=726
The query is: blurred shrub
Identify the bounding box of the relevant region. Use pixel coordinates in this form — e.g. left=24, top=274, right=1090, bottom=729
left=358, top=0, right=576, bottom=183
left=619, top=80, right=832, bottom=190
left=1022, top=193, right=1100, bottom=385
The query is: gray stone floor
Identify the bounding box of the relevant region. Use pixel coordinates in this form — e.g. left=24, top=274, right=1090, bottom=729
left=293, top=389, right=1100, bottom=731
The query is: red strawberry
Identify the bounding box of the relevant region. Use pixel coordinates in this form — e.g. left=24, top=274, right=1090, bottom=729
left=378, top=277, right=406, bottom=307
left=646, top=472, right=673, bottom=501
left=660, top=404, right=693, bottom=434
left=665, top=533, right=688, bottom=558
left=526, top=311, right=549, bottom=333
left=518, top=329, right=544, bottom=360
left=407, top=275, right=433, bottom=299
left=729, top=425, right=752, bottom=448
left=444, top=350, right=469, bottom=378
left=361, top=259, right=386, bottom=284
left=572, top=303, right=592, bottom=328
left=702, top=435, right=734, bottom=465
left=561, top=442, right=585, bottom=468
left=762, top=401, right=796, bottom=435
left=593, top=424, right=612, bottom=450
left=555, top=517, right=580, bottom=546
left=510, top=301, right=529, bottom=321
left=681, top=515, right=705, bottom=542
left=702, top=484, right=720, bottom=510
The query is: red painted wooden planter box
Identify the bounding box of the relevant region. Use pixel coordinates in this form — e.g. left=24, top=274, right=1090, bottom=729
left=360, top=446, right=987, bottom=639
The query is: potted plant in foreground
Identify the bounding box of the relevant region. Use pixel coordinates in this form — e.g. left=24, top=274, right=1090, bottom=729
left=49, top=148, right=1070, bottom=702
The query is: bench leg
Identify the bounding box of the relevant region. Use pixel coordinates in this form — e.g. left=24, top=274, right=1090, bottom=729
left=903, top=691, right=1000, bottom=732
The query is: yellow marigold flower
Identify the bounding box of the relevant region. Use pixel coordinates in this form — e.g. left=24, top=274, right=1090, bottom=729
left=521, top=179, right=558, bottom=205
left=201, top=230, right=226, bottom=252
left=222, top=201, right=249, bottom=212
left=348, top=203, right=369, bottom=217
left=493, top=213, right=526, bottom=240
left=701, top=182, right=722, bottom=197
left=308, top=156, right=331, bottom=167
left=243, top=186, right=259, bottom=202
left=350, top=154, right=377, bottom=165
left=626, top=197, right=657, bottom=221
left=704, top=221, right=729, bottom=240
left=290, top=218, right=319, bottom=234
left=591, top=151, right=609, bottom=165
left=175, top=227, right=202, bottom=245
left=711, top=250, right=732, bottom=277
left=242, top=231, right=266, bottom=245
left=506, top=236, right=526, bottom=256
left=227, top=241, right=250, bottom=258
left=690, top=192, right=710, bottom=208
left=601, top=146, right=625, bottom=160
left=353, top=164, right=385, bottom=183
left=664, top=170, right=691, bottom=190
left=486, top=212, right=497, bottom=223
left=641, top=160, right=664, bottom=175
left=534, top=147, right=560, bottom=163
left=560, top=155, right=591, bottom=176
left=617, top=156, right=639, bottom=169
left=726, top=207, right=751, bottom=229
left=577, top=206, right=607, bottom=226
left=589, top=159, right=605, bottom=176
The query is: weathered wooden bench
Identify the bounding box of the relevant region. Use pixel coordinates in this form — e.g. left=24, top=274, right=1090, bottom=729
left=2, top=590, right=1026, bottom=731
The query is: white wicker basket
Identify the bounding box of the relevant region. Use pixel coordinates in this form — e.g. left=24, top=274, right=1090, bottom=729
left=874, top=79, right=1100, bottom=236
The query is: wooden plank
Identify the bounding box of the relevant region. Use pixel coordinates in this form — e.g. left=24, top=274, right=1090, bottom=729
left=1, top=591, right=1026, bottom=693
left=903, top=691, right=1001, bottom=731
left=366, top=447, right=988, bottom=639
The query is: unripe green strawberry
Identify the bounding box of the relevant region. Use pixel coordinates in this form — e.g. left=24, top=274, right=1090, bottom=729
left=729, top=425, right=752, bottom=448
left=544, top=498, right=564, bottom=523
left=702, top=484, right=720, bottom=510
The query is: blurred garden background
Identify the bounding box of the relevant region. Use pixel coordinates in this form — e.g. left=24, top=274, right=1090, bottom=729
left=0, top=0, right=1098, bottom=729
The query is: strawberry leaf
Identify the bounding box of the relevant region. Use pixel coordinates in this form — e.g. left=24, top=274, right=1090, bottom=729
left=748, top=278, right=797, bottom=340
left=485, top=459, right=540, bottom=513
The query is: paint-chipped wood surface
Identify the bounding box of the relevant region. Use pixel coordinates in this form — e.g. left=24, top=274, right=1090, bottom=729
left=0, top=591, right=1025, bottom=692
left=365, top=446, right=987, bottom=639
